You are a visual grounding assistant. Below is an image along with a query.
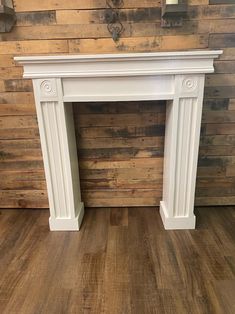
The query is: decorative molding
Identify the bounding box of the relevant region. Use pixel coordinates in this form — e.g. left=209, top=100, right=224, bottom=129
left=178, top=75, right=201, bottom=98
left=182, top=76, right=198, bottom=93
left=15, top=51, right=222, bottom=231
left=49, top=204, right=84, bottom=231
left=62, top=75, right=174, bottom=102
left=15, top=51, right=223, bottom=79
left=39, top=79, right=58, bottom=98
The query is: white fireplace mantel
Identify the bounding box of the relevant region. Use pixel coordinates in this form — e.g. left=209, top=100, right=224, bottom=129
left=15, top=50, right=222, bottom=231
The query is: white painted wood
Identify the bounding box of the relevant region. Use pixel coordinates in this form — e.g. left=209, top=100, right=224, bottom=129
left=160, top=75, right=205, bottom=229
left=62, top=76, right=174, bottom=102
left=15, top=51, right=222, bottom=231
left=33, top=78, right=84, bottom=231
left=15, top=51, right=222, bottom=79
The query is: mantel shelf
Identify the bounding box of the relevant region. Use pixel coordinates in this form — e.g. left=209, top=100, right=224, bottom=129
left=15, top=50, right=223, bottom=79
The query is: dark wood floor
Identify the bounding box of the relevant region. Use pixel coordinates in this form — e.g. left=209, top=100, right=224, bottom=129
left=0, top=207, right=235, bottom=314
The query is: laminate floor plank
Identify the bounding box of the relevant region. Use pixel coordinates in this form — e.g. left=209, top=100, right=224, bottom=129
left=0, top=206, right=234, bottom=314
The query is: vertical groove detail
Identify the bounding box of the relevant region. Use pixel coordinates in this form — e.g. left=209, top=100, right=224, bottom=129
left=40, top=102, right=56, bottom=217
left=42, top=102, right=61, bottom=217
left=174, top=99, right=185, bottom=217
left=174, top=98, right=196, bottom=217
left=53, top=102, right=69, bottom=217
left=42, top=101, right=69, bottom=218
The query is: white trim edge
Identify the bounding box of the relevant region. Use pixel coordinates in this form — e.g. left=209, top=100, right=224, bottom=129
left=160, top=201, right=196, bottom=230
left=15, top=51, right=223, bottom=79
left=49, top=203, right=84, bottom=231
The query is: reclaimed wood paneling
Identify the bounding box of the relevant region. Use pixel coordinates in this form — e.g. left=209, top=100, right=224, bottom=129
left=0, top=0, right=234, bottom=208
left=74, top=101, right=164, bottom=207
left=0, top=40, right=69, bottom=54
left=210, top=0, right=235, bottom=4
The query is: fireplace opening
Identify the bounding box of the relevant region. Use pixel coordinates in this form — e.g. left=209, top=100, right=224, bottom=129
left=73, top=100, right=166, bottom=208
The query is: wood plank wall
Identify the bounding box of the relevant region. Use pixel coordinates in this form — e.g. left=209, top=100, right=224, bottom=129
left=74, top=101, right=165, bottom=207
left=0, top=0, right=235, bottom=208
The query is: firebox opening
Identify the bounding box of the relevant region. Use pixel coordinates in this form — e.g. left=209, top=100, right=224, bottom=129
left=73, top=100, right=166, bottom=208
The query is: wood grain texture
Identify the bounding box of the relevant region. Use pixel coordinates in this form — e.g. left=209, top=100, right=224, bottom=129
left=0, top=1, right=235, bottom=208
left=14, top=0, right=207, bottom=12
left=74, top=101, right=164, bottom=207
left=0, top=206, right=234, bottom=313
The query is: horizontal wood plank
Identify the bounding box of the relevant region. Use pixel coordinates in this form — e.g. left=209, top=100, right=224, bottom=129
left=0, top=190, right=48, bottom=208
left=16, top=11, right=56, bottom=26
left=209, top=34, right=235, bottom=48
left=0, top=40, right=68, bottom=54
left=14, top=0, right=162, bottom=12
left=69, top=35, right=208, bottom=53
left=206, top=74, right=235, bottom=86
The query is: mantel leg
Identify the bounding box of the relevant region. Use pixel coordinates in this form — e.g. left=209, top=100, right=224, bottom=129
left=160, top=74, right=205, bottom=229
left=33, top=78, right=84, bottom=231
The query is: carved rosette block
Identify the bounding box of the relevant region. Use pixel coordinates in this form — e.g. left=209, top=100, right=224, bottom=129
left=39, top=79, right=58, bottom=98
left=180, top=76, right=200, bottom=97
